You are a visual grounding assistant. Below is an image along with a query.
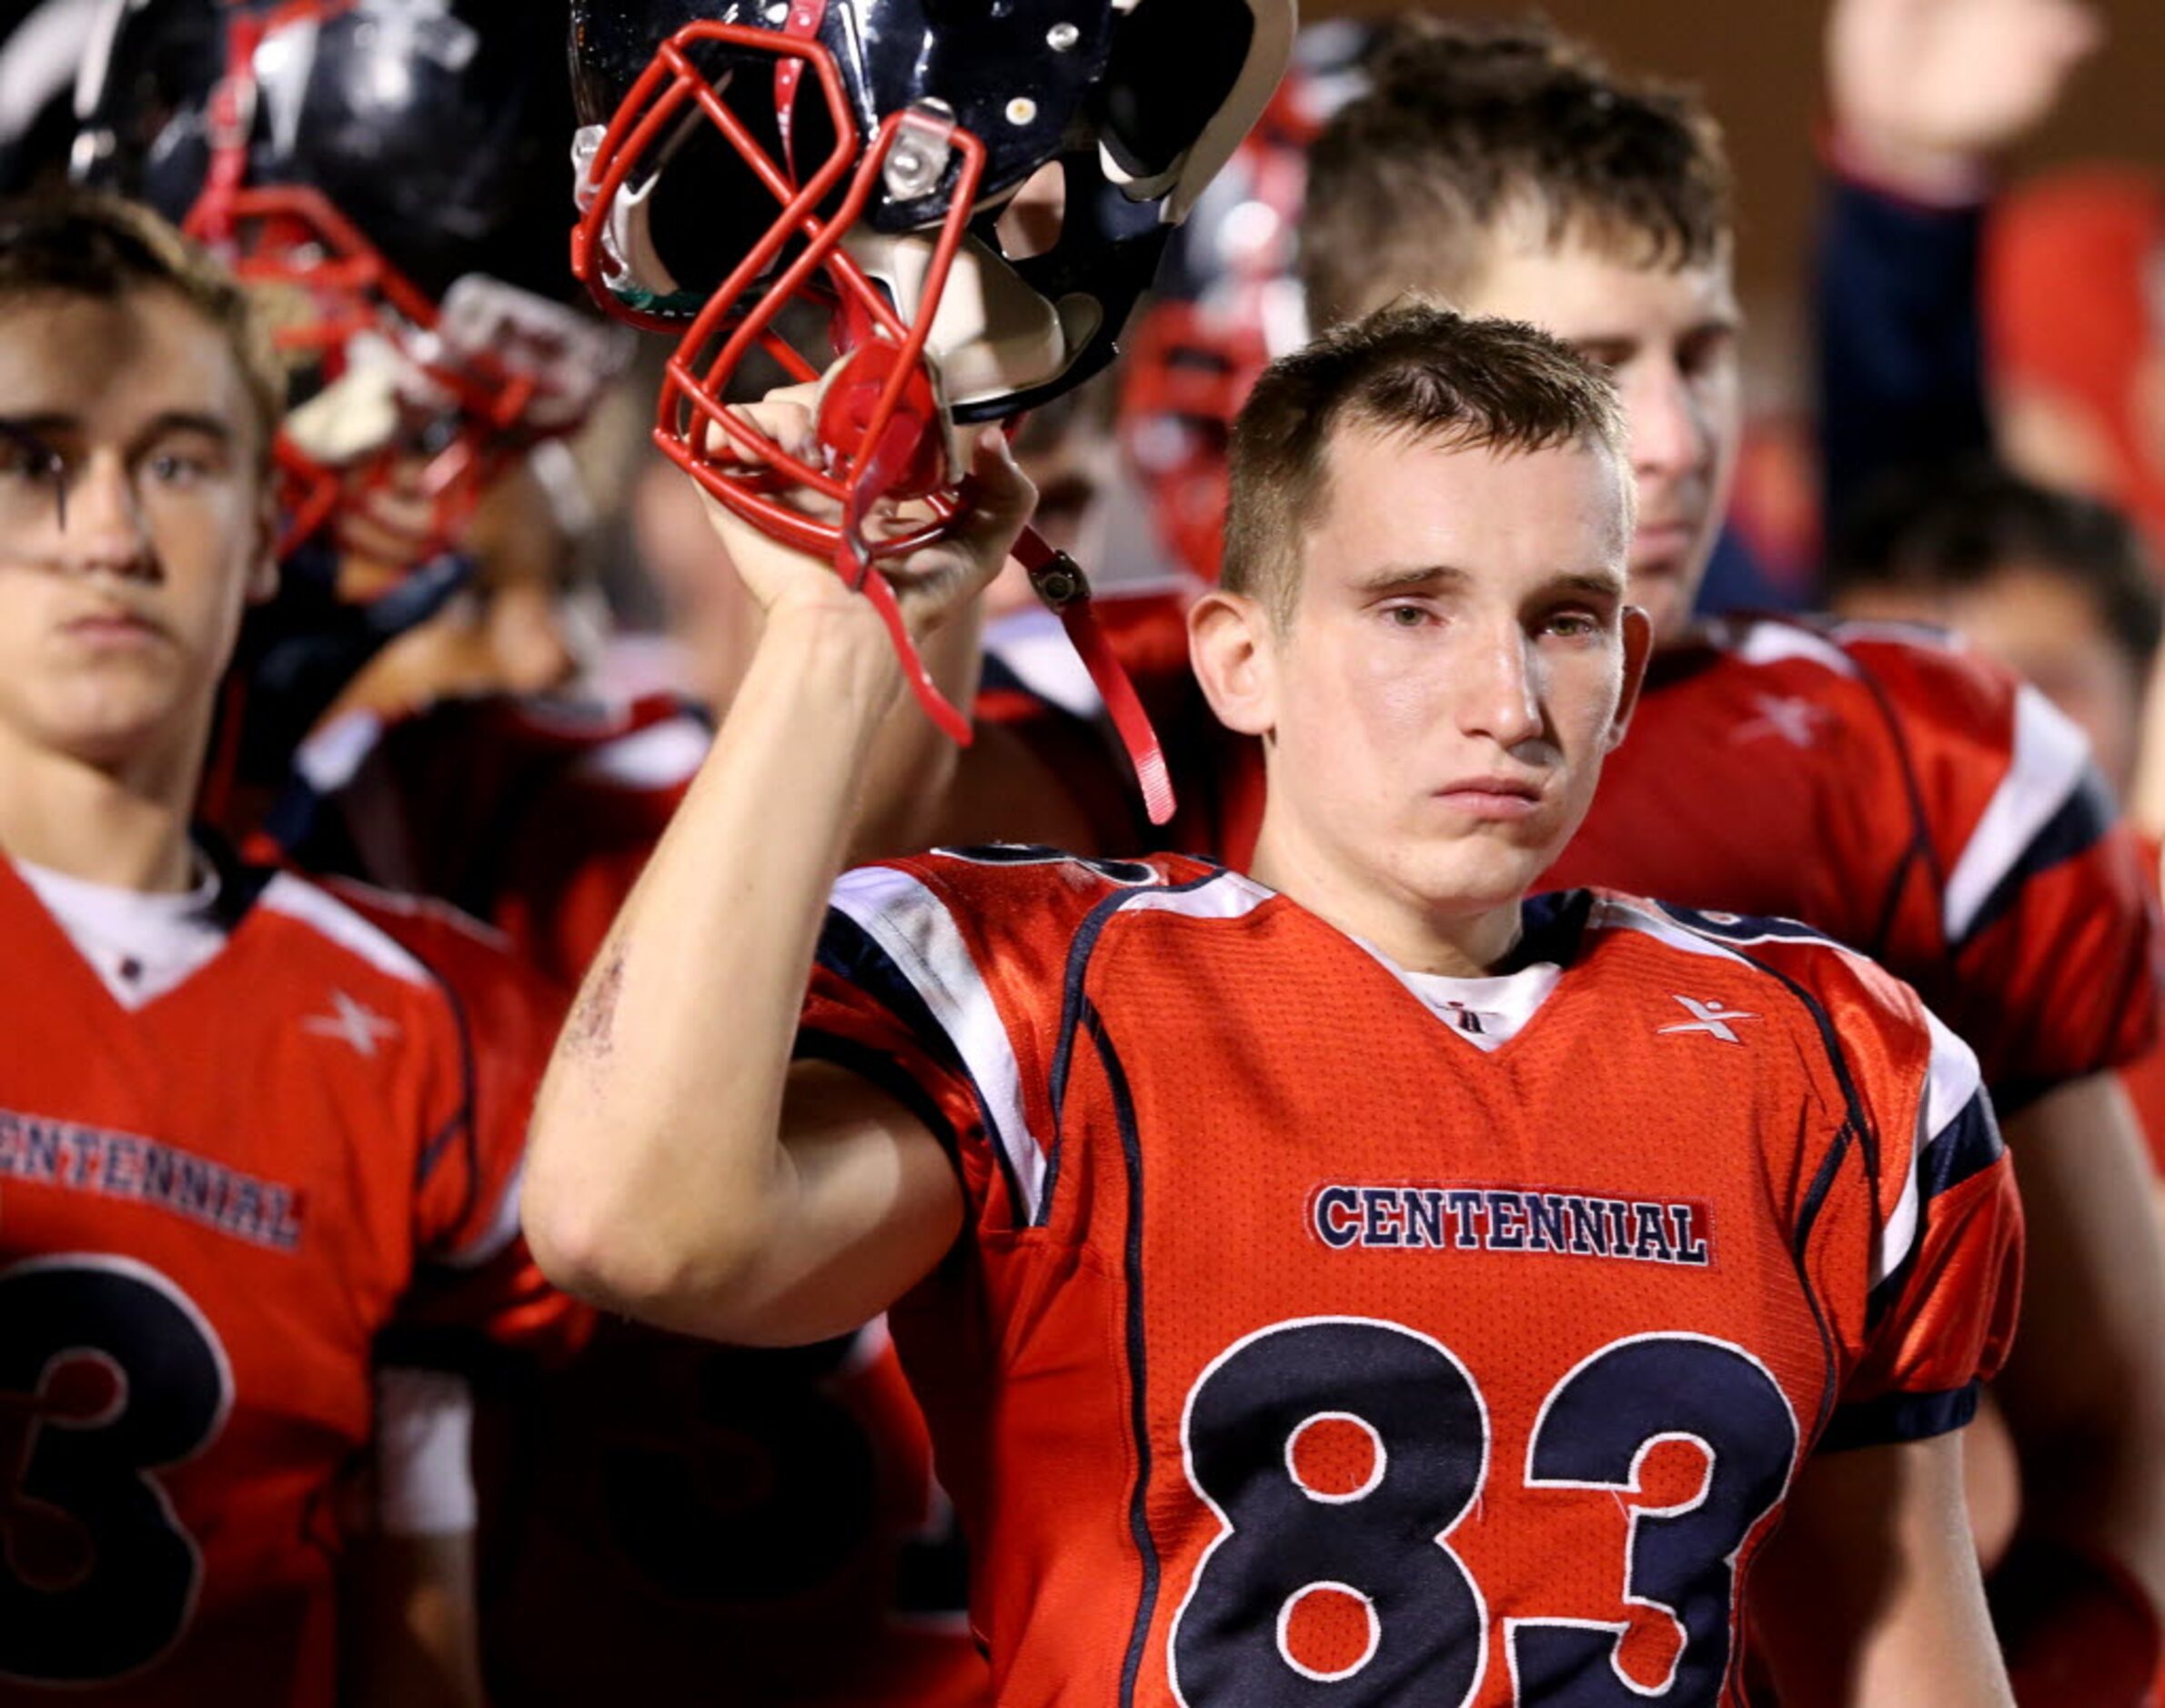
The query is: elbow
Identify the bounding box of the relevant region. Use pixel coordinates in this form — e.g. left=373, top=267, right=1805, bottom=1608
left=519, top=1141, right=770, bottom=1331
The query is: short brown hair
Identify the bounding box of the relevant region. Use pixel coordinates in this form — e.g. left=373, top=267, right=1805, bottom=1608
left=0, top=189, right=283, bottom=469
left=1223, top=300, right=1628, bottom=622
left=1302, top=17, right=1731, bottom=330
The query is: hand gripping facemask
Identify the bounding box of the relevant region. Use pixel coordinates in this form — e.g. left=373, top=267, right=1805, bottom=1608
left=569, top=0, right=1294, bottom=815
left=75, top=0, right=629, bottom=568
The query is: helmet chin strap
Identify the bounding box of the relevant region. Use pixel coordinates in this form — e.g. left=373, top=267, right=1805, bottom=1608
left=1013, top=527, right=1177, bottom=826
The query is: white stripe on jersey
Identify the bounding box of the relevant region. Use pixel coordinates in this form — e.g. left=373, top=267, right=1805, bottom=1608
left=293, top=707, right=387, bottom=794
left=1117, top=870, right=1276, bottom=923
left=568, top=717, right=710, bottom=789
left=1877, top=1011, right=1988, bottom=1291
left=830, top=866, right=1050, bottom=1223
left=260, top=872, right=431, bottom=987
left=1943, top=684, right=2094, bottom=945
left=438, top=1159, right=526, bottom=1271
left=1729, top=620, right=1859, bottom=676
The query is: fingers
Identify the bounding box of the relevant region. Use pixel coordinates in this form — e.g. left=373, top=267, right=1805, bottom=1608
left=700, top=386, right=821, bottom=477
left=951, top=427, right=1039, bottom=562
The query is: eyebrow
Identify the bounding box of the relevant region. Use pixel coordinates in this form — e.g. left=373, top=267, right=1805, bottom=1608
left=0, top=410, right=238, bottom=448
left=1350, top=563, right=1472, bottom=595
left=0, top=412, right=76, bottom=440
left=1350, top=563, right=1626, bottom=599
left=1571, top=315, right=1742, bottom=354
left=135, top=411, right=238, bottom=449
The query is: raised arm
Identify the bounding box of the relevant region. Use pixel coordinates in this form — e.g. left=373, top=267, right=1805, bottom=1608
left=521, top=406, right=1036, bottom=1345
left=1816, top=0, right=2100, bottom=528
left=1750, top=1432, right=2014, bottom=1705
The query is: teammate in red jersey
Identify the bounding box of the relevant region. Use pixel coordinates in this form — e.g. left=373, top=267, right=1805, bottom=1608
left=962, top=21, right=2165, bottom=1696
left=0, top=191, right=570, bottom=1705
left=528, top=305, right=2023, bottom=1703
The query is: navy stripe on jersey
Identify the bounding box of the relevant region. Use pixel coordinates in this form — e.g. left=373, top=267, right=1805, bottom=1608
left=1604, top=901, right=1883, bottom=1209
left=827, top=866, right=1057, bottom=1225
left=813, top=902, right=1029, bottom=1221
left=1819, top=1381, right=1982, bottom=1453
left=1654, top=901, right=1832, bottom=945
left=1918, top=1090, right=2005, bottom=1203
left=1957, top=764, right=2115, bottom=946
left=1086, top=1003, right=1163, bottom=1708
left=1044, top=865, right=1244, bottom=1227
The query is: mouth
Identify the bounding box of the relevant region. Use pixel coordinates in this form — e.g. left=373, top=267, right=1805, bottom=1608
left=59, top=606, right=168, bottom=648
left=1630, top=519, right=1699, bottom=570
left=1433, top=776, right=1546, bottom=820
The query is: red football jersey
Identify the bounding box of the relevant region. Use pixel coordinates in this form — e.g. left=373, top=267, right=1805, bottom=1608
left=981, top=605, right=2160, bottom=1106
left=802, top=850, right=2023, bottom=1706
left=318, top=879, right=591, bottom=1367
left=288, top=696, right=990, bottom=1706
left=0, top=851, right=542, bottom=1704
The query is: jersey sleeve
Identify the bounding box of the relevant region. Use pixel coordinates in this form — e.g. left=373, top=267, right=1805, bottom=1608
left=797, top=851, right=1199, bottom=1231
left=799, top=863, right=1043, bottom=1230
left=353, top=889, right=596, bottom=1366
left=1824, top=1010, right=2025, bottom=1450
left=1845, top=628, right=2162, bottom=1110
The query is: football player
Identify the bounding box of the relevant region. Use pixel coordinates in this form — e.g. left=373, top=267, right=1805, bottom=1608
left=0, top=189, right=569, bottom=1707
left=961, top=21, right=2165, bottom=1697
left=527, top=302, right=2024, bottom=1705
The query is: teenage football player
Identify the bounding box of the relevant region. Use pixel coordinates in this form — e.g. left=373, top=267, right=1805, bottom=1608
left=962, top=22, right=2165, bottom=1696
left=0, top=189, right=571, bottom=1706
left=527, top=302, right=2023, bottom=1705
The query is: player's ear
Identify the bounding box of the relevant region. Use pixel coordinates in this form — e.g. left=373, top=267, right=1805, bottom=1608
left=245, top=483, right=279, bottom=606
left=1190, top=585, right=1277, bottom=738
left=1605, top=604, right=1655, bottom=751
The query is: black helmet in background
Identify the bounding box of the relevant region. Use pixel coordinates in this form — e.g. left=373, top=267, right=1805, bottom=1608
left=76, top=0, right=626, bottom=562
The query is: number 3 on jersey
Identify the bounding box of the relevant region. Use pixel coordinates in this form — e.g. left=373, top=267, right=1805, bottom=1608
left=0, top=1256, right=232, bottom=1685
left=1172, top=1319, right=1797, bottom=1706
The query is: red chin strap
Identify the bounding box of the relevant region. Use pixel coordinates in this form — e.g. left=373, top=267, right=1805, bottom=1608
left=572, top=18, right=1174, bottom=824
left=186, top=1, right=547, bottom=570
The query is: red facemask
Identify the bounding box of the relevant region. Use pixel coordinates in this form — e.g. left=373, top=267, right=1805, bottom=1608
left=573, top=10, right=1173, bottom=819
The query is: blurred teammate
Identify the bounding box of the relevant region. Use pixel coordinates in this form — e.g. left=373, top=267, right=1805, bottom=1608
left=0, top=190, right=568, bottom=1707
left=1824, top=462, right=2165, bottom=1166
left=1826, top=463, right=2159, bottom=804
left=528, top=303, right=2023, bottom=1706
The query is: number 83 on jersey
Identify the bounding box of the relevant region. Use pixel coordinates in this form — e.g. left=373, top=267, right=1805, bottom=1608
left=1169, top=1317, right=1800, bottom=1706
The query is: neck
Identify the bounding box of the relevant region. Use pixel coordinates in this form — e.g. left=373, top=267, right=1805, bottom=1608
left=0, top=728, right=207, bottom=894
left=1245, top=809, right=1526, bottom=980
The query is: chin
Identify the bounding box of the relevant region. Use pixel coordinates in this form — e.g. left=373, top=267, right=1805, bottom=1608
left=1389, top=840, right=1551, bottom=918
left=28, top=692, right=187, bottom=770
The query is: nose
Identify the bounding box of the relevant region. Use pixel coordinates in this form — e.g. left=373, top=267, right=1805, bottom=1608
left=59, top=453, right=156, bottom=581
left=1621, top=358, right=1707, bottom=486
left=1459, top=623, right=1546, bottom=749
